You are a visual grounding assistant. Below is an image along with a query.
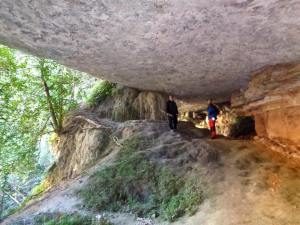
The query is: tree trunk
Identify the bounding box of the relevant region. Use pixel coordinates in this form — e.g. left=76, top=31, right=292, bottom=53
left=40, top=61, right=61, bottom=133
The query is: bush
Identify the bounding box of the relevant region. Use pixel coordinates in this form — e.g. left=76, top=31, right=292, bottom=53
left=79, top=137, right=204, bottom=221
left=86, top=81, right=116, bottom=106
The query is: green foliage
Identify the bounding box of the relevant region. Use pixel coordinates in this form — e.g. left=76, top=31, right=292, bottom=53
left=33, top=213, right=113, bottom=225
left=0, top=45, right=91, bottom=219
left=87, top=80, right=116, bottom=106
left=37, top=59, right=84, bottom=133
left=161, top=179, right=203, bottom=221
left=79, top=138, right=154, bottom=213
left=79, top=137, right=204, bottom=221
left=0, top=45, right=87, bottom=175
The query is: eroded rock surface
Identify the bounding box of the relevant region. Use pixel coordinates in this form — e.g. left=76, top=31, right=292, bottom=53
left=232, top=63, right=300, bottom=156
left=0, top=0, right=300, bottom=99
left=92, top=86, right=167, bottom=121
left=3, top=121, right=300, bottom=225
left=47, top=115, right=215, bottom=183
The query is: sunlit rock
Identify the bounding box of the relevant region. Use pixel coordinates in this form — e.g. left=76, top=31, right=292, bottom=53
left=232, top=63, right=300, bottom=148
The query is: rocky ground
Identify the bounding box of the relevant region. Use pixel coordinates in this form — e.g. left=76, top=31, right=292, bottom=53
left=2, top=120, right=300, bottom=225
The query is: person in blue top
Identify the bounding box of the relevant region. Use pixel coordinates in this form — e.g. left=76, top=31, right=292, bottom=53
left=207, top=99, right=219, bottom=139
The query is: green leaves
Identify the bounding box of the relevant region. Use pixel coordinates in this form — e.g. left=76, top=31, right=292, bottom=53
left=0, top=45, right=35, bottom=176
left=0, top=44, right=94, bottom=218
left=86, top=80, right=116, bottom=106
left=0, top=47, right=17, bottom=72
left=0, top=44, right=89, bottom=184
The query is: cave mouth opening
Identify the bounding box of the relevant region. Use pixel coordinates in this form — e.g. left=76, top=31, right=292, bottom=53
left=228, top=116, right=256, bottom=139
left=179, top=102, right=256, bottom=139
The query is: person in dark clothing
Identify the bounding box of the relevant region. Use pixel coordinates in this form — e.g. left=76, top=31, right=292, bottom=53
left=166, top=95, right=179, bottom=131
left=207, top=99, right=219, bottom=139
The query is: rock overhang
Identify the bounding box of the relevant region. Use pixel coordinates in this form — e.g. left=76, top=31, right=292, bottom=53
left=0, top=0, right=299, bottom=100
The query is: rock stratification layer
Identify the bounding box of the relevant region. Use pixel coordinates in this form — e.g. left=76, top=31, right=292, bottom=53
left=0, top=0, right=300, bottom=99
left=232, top=63, right=300, bottom=148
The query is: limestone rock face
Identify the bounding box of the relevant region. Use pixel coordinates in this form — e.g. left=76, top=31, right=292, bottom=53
left=133, top=91, right=166, bottom=120
left=94, top=86, right=167, bottom=121
left=49, top=118, right=116, bottom=182
left=0, top=0, right=300, bottom=99
left=47, top=117, right=218, bottom=183
left=232, top=63, right=300, bottom=146
left=47, top=87, right=167, bottom=182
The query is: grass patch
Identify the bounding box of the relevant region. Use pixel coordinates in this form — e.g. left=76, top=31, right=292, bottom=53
left=33, top=213, right=113, bottom=225
left=79, top=137, right=204, bottom=222
left=161, top=179, right=203, bottom=221
left=86, top=81, right=116, bottom=107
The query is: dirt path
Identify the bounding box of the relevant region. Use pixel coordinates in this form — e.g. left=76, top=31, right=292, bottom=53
left=2, top=123, right=300, bottom=225
left=172, top=139, right=300, bottom=225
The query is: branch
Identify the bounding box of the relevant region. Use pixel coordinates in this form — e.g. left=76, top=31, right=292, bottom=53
left=6, top=184, right=26, bottom=198
left=72, top=116, right=111, bottom=129
left=2, top=190, right=22, bottom=206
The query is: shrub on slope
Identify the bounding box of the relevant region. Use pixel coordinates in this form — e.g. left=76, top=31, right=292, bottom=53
left=79, top=137, right=204, bottom=222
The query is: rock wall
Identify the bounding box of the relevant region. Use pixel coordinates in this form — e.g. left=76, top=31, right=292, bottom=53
left=232, top=63, right=300, bottom=148
left=46, top=117, right=175, bottom=184
left=47, top=117, right=117, bottom=183
left=214, top=105, right=237, bottom=137
left=93, top=86, right=167, bottom=121
left=46, top=87, right=168, bottom=183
